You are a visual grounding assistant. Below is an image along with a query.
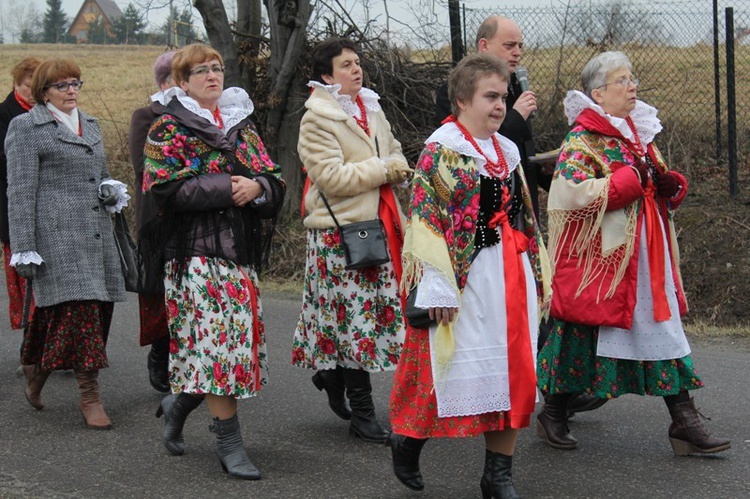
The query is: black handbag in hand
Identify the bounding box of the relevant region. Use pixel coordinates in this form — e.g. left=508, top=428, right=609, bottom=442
left=405, top=287, right=435, bottom=329
left=112, top=212, right=140, bottom=292
left=320, top=193, right=390, bottom=269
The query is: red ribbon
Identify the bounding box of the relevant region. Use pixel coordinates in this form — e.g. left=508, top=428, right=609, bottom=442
left=488, top=209, right=536, bottom=427
left=379, top=184, right=405, bottom=309
left=643, top=185, right=671, bottom=322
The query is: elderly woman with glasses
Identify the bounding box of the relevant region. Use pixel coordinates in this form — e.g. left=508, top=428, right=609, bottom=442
left=141, top=44, right=285, bottom=480
left=5, top=58, right=130, bottom=430
left=536, top=51, right=730, bottom=457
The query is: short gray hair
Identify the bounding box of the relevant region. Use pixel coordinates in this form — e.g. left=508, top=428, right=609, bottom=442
left=581, top=51, right=632, bottom=96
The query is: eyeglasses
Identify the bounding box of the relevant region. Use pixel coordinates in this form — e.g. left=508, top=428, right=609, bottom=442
left=45, top=80, right=84, bottom=92
left=598, top=77, right=639, bottom=89
left=189, top=65, right=225, bottom=77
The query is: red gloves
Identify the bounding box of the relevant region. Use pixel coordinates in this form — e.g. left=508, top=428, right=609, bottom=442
left=656, top=172, right=681, bottom=198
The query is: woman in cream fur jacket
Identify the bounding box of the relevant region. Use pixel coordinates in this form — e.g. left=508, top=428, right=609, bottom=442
left=293, top=37, right=411, bottom=444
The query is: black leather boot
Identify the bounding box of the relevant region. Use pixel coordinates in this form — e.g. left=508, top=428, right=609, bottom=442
left=147, top=337, right=170, bottom=393
left=387, top=432, right=428, bottom=491
left=343, top=368, right=389, bottom=443
left=156, top=393, right=203, bottom=455
left=480, top=450, right=521, bottom=499
left=209, top=414, right=261, bottom=480
left=536, top=393, right=577, bottom=450
left=312, top=366, right=351, bottom=420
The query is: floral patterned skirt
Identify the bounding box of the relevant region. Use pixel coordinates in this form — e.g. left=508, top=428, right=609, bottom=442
left=390, top=325, right=510, bottom=439
left=164, top=257, right=267, bottom=399
left=20, top=300, right=113, bottom=371
left=537, top=319, right=704, bottom=398
left=292, top=228, right=405, bottom=372
left=3, top=242, right=36, bottom=330
left=138, top=292, right=169, bottom=346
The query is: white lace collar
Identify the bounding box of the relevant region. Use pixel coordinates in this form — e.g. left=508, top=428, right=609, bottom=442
left=155, top=86, right=255, bottom=133
left=425, top=122, right=520, bottom=178
left=306, top=81, right=381, bottom=117
left=563, top=90, right=662, bottom=145
left=46, top=102, right=79, bottom=135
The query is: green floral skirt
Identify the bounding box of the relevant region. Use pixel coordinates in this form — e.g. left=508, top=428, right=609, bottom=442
left=537, top=319, right=704, bottom=398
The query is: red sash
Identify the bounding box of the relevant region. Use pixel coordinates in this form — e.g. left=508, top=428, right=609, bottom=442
left=488, top=210, right=536, bottom=427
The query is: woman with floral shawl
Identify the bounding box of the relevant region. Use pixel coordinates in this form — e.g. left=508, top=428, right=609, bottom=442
left=536, top=51, right=730, bottom=457
left=388, top=53, right=550, bottom=499
left=141, top=44, right=284, bottom=480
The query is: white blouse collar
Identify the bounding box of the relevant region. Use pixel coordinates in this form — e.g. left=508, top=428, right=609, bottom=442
left=425, top=122, right=520, bottom=178
left=563, top=90, right=662, bottom=145
left=306, top=81, right=381, bottom=117
left=155, top=86, right=255, bottom=133
left=46, top=102, right=79, bottom=135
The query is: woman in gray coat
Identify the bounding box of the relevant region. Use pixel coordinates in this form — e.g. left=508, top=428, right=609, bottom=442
left=5, top=58, right=129, bottom=430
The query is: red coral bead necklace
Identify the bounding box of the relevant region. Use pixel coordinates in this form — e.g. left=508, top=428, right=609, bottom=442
left=451, top=117, right=509, bottom=179
left=354, top=95, right=370, bottom=136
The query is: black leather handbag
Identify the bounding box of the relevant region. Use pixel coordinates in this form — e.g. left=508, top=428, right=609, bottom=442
left=320, top=193, right=390, bottom=269
left=112, top=212, right=140, bottom=292
left=405, top=287, right=435, bottom=329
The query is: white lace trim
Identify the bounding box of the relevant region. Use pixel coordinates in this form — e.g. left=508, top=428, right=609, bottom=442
left=99, top=179, right=130, bottom=214
left=155, top=87, right=254, bottom=133
left=415, top=264, right=459, bottom=308
left=10, top=252, right=44, bottom=266
left=306, top=81, right=381, bottom=118
left=46, top=103, right=79, bottom=135
left=563, top=90, right=662, bottom=145
left=425, top=123, right=520, bottom=178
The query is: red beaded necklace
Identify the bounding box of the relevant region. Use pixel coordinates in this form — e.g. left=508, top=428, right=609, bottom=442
left=625, top=116, right=646, bottom=157
left=452, top=117, right=509, bottom=178
left=354, top=95, right=370, bottom=136
left=213, top=106, right=224, bottom=130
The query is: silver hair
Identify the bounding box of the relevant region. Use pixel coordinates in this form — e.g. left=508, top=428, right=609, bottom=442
left=581, top=51, right=633, bottom=96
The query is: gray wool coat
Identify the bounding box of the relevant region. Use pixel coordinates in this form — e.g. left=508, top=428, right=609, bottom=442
left=5, top=104, right=126, bottom=307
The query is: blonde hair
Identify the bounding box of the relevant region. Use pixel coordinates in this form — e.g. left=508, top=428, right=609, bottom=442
left=172, top=44, right=224, bottom=85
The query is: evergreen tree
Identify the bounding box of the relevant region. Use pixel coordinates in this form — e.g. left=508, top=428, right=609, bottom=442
left=161, top=7, right=199, bottom=47
left=43, top=0, right=68, bottom=43
left=114, top=3, right=146, bottom=44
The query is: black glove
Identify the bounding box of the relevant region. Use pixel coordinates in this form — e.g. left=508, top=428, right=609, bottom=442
left=15, top=262, right=38, bottom=279
left=99, top=184, right=118, bottom=206
left=633, top=160, right=649, bottom=188
left=656, top=172, right=680, bottom=198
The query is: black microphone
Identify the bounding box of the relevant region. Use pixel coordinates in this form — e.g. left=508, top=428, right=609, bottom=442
left=515, top=66, right=535, bottom=119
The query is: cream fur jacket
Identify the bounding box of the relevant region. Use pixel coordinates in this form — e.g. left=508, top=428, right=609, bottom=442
left=299, top=87, right=407, bottom=229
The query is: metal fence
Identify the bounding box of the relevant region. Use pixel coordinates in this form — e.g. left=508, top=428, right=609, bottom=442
left=459, top=0, right=749, bottom=174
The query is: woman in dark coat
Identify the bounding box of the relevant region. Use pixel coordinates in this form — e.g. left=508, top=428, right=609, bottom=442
left=0, top=56, right=41, bottom=330
left=6, top=58, right=129, bottom=430
left=142, top=44, right=285, bottom=480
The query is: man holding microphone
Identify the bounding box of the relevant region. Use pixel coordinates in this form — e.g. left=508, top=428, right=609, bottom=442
left=435, top=15, right=546, bottom=219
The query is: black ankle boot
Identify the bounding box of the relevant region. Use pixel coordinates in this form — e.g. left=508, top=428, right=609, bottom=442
left=480, top=450, right=520, bottom=499
left=536, top=393, right=577, bottom=450
left=147, top=337, right=170, bottom=393
left=387, top=432, right=428, bottom=491
left=156, top=393, right=203, bottom=455
left=209, top=414, right=261, bottom=480
left=312, top=367, right=351, bottom=420
left=342, top=368, right=389, bottom=443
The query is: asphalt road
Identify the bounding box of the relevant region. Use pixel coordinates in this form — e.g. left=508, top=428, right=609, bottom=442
left=0, top=284, right=748, bottom=498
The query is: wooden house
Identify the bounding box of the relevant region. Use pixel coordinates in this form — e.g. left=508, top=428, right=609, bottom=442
left=68, top=0, right=123, bottom=43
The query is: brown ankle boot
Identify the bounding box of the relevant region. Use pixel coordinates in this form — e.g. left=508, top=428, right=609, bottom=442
left=17, top=364, right=51, bottom=411
left=536, top=393, right=578, bottom=450
left=75, top=370, right=112, bottom=430
left=667, top=397, right=731, bottom=456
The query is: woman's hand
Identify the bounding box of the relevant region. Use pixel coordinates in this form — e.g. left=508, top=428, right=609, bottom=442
left=231, top=176, right=264, bottom=207
left=429, top=306, right=458, bottom=326
left=513, top=90, right=537, bottom=120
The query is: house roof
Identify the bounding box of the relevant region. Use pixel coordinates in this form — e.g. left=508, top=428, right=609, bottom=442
left=69, top=0, right=123, bottom=32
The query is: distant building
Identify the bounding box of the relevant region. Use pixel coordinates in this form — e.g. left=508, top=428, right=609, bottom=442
left=68, top=0, right=123, bottom=43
